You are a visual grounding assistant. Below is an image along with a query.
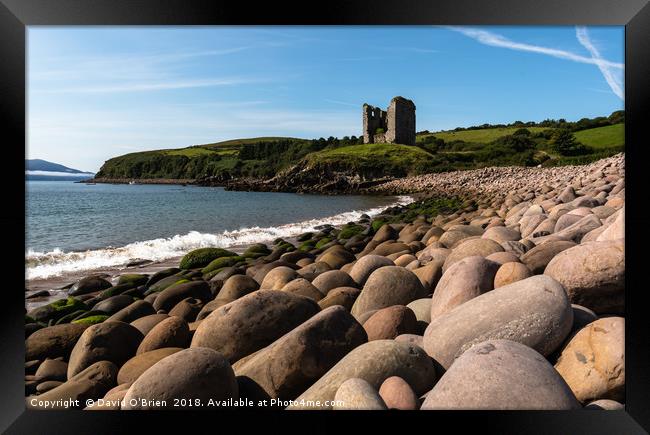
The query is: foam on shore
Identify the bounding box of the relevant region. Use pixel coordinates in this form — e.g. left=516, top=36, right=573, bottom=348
left=26, top=195, right=413, bottom=280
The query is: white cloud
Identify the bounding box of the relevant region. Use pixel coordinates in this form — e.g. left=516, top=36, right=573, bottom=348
left=447, top=26, right=623, bottom=70
left=575, top=27, right=624, bottom=100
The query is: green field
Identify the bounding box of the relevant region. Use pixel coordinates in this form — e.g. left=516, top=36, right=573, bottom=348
left=310, top=143, right=433, bottom=162
left=573, top=123, right=624, bottom=148
left=419, top=126, right=549, bottom=143
left=202, top=137, right=303, bottom=149
left=164, top=147, right=217, bottom=157
left=306, top=143, right=437, bottom=177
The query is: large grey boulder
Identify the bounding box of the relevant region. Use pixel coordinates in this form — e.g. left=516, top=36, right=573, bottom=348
left=442, top=238, right=503, bottom=271
left=234, top=306, right=366, bottom=400
left=351, top=266, right=426, bottom=319
left=333, top=378, right=387, bottom=410
left=554, top=317, right=625, bottom=404
left=348, top=255, right=395, bottom=286
left=422, top=340, right=580, bottom=409
left=122, top=347, right=238, bottom=409
left=67, top=321, right=144, bottom=379
left=287, top=340, right=436, bottom=410
left=520, top=240, right=576, bottom=274
left=27, top=361, right=118, bottom=410
left=423, top=275, right=573, bottom=370
left=190, top=290, right=320, bottom=363
left=430, top=256, right=499, bottom=320
left=544, top=239, right=624, bottom=314
left=25, top=323, right=89, bottom=361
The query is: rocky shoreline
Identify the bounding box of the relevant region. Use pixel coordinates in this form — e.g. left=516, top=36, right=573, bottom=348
left=24, top=154, right=624, bottom=410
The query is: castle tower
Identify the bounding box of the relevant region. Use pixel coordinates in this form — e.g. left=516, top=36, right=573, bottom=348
left=386, top=96, right=416, bottom=145
left=362, top=104, right=387, bottom=144
left=362, top=96, right=415, bottom=145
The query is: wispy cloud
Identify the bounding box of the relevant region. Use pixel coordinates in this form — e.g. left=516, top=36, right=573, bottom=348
left=383, top=46, right=440, bottom=54
left=31, top=47, right=252, bottom=81
left=446, top=26, right=623, bottom=70
left=575, top=27, right=623, bottom=100
left=30, top=44, right=260, bottom=95
left=585, top=87, right=617, bottom=94
left=333, top=56, right=387, bottom=62
left=324, top=99, right=358, bottom=107
left=33, top=77, right=257, bottom=94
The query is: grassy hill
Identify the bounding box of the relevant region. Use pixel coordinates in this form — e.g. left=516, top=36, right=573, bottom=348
left=418, top=127, right=549, bottom=144
left=95, top=115, right=624, bottom=183
left=305, top=143, right=437, bottom=177
left=95, top=137, right=315, bottom=180
left=573, top=124, right=624, bottom=148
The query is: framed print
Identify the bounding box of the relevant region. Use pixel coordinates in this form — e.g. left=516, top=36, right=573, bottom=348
left=1, top=0, right=648, bottom=433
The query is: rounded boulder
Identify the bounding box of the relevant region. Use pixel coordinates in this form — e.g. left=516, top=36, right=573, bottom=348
left=333, top=378, right=387, bottom=410
left=107, top=300, right=155, bottom=323
left=520, top=240, right=577, bottom=274
left=280, top=278, right=324, bottom=301
left=152, top=281, right=212, bottom=313
left=26, top=323, right=89, bottom=361
left=216, top=274, right=259, bottom=301
left=117, top=347, right=183, bottom=385
left=378, top=376, right=419, bottom=410
left=351, top=266, right=426, bottom=320
left=430, top=256, right=500, bottom=320
left=544, top=239, right=624, bottom=314
left=122, top=347, right=238, bottom=409
left=136, top=316, right=190, bottom=354
left=494, top=262, right=532, bottom=288
left=348, top=255, right=395, bottom=286
left=421, top=340, right=580, bottom=409
left=287, top=340, right=436, bottom=410
left=311, top=270, right=356, bottom=295
left=554, top=317, right=625, bottom=404
left=423, top=275, right=573, bottom=370
left=191, top=290, right=320, bottom=363
left=67, top=321, right=144, bottom=379
left=442, top=238, right=504, bottom=271
left=317, top=287, right=361, bottom=311
left=362, top=305, right=419, bottom=341
left=233, top=306, right=367, bottom=400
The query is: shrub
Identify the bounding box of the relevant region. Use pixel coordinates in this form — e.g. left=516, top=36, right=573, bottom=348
left=551, top=130, right=592, bottom=156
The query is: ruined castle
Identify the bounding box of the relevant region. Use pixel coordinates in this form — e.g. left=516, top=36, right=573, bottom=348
left=362, top=96, right=416, bottom=145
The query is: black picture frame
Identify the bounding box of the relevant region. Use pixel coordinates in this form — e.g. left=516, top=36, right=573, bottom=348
left=2, top=0, right=648, bottom=433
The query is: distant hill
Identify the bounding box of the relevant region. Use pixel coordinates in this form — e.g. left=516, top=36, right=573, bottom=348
left=92, top=112, right=624, bottom=192
left=26, top=159, right=94, bottom=181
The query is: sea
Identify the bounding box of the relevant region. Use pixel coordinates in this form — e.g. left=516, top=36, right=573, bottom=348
left=25, top=181, right=411, bottom=280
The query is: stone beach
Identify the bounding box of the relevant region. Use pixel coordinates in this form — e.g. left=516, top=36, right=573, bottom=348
left=24, top=154, right=625, bottom=410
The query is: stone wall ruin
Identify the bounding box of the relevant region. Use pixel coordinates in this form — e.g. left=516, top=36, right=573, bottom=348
left=362, top=96, right=416, bottom=145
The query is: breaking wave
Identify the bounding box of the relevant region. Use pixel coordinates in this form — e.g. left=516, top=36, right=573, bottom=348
left=26, top=195, right=413, bottom=280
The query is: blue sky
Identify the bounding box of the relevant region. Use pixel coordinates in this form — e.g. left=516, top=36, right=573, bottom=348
left=28, top=26, right=624, bottom=172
